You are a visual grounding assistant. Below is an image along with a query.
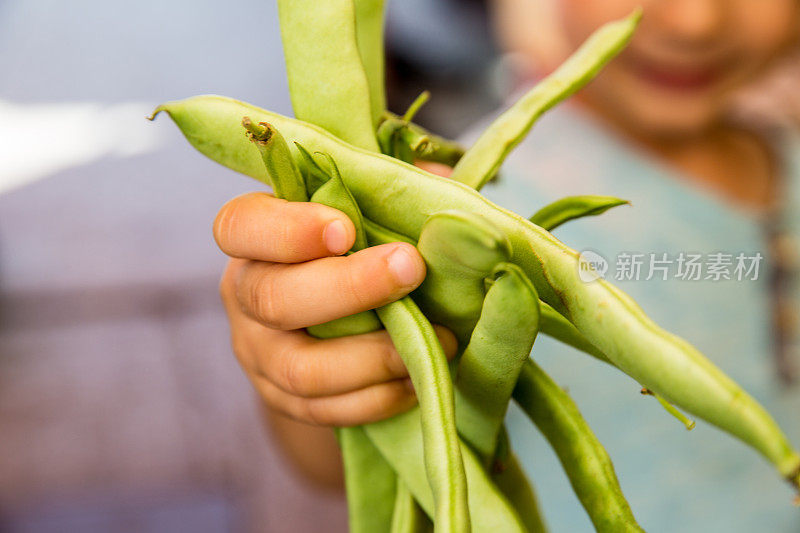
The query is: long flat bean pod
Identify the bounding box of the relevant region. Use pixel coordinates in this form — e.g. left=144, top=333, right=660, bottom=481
left=514, top=360, right=645, bottom=532
left=449, top=10, right=641, bottom=189
left=375, top=298, right=470, bottom=533
left=353, top=0, right=387, bottom=128
left=277, top=0, right=378, bottom=151
left=364, top=408, right=527, bottom=532
left=151, top=95, right=800, bottom=488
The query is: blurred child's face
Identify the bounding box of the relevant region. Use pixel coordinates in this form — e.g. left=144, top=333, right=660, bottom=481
left=522, top=1, right=800, bottom=138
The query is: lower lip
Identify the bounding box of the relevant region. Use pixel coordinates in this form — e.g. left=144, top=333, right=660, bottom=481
left=627, top=60, right=725, bottom=93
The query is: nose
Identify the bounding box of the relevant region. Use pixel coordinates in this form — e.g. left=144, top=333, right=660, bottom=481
left=650, top=0, right=726, bottom=43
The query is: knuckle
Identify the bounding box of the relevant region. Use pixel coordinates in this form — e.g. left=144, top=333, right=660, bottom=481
left=247, top=271, right=291, bottom=329
left=338, top=259, right=372, bottom=310
left=302, top=400, right=330, bottom=426
left=281, top=355, right=317, bottom=397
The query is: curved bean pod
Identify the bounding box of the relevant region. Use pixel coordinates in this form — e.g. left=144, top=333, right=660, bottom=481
left=529, top=195, right=629, bottom=232
left=455, top=262, right=540, bottom=462
left=450, top=10, right=641, bottom=190
left=514, top=360, right=645, bottom=532
left=415, top=210, right=511, bottom=345
left=152, top=92, right=800, bottom=488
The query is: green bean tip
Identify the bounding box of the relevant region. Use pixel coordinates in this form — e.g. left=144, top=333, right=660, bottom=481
left=787, top=463, right=800, bottom=492
left=242, top=116, right=273, bottom=143
left=145, top=105, right=166, bottom=121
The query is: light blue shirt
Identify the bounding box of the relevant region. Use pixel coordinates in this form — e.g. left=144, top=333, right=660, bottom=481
left=478, top=104, right=800, bottom=532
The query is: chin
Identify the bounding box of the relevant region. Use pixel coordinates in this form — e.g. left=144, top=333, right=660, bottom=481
left=622, top=101, right=721, bottom=141
left=590, top=78, right=727, bottom=142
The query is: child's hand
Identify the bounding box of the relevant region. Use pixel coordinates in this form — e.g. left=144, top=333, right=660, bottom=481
left=214, top=192, right=458, bottom=426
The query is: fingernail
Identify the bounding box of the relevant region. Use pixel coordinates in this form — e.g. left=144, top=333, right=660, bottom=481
left=387, top=246, right=420, bottom=287
left=323, top=219, right=350, bottom=255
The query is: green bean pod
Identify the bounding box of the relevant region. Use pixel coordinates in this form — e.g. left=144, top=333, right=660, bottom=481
left=382, top=112, right=465, bottom=167
left=354, top=0, right=387, bottom=128
left=277, top=0, right=378, bottom=151
left=293, top=147, right=471, bottom=530
left=364, top=408, right=527, bottom=532
left=514, top=360, right=645, bottom=532
left=375, top=298, right=470, bottom=533
left=415, top=210, right=511, bottom=345
left=151, top=87, right=800, bottom=489
left=243, top=130, right=395, bottom=533
left=450, top=10, right=641, bottom=190
left=391, top=477, right=432, bottom=533
left=539, top=301, right=610, bottom=364
left=365, top=218, right=416, bottom=245
left=492, top=450, right=548, bottom=533
left=338, top=427, right=399, bottom=533
left=293, top=142, right=331, bottom=196
left=377, top=116, right=432, bottom=164
left=455, top=262, right=540, bottom=463
left=529, top=195, right=629, bottom=232
left=306, top=311, right=382, bottom=338
left=309, top=153, right=369, bottom=250
left=377, top=117, right=407, bottom=160
left=242, top=118, right=308, bottom=202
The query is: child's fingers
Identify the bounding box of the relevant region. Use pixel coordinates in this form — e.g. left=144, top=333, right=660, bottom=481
left=213, top=192, right=356, bottom=262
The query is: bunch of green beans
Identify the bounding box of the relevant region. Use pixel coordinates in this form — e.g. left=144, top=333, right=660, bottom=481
left=149, top=2, right=800, bottom=531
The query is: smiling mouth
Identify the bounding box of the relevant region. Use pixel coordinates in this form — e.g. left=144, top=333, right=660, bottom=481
left=624, top=54, right=730, bottom=93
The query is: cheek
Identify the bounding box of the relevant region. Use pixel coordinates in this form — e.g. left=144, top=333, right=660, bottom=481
left=557, top=0, right=643, bottom=43
left=731, top=2, right=800, bottom=66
